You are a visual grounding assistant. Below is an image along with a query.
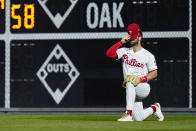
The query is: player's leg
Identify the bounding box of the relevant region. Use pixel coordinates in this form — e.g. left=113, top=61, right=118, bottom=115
left=133, top=83, right=164, bottom=121
left=132, top=83, right=153, bottom=121
left=135, top=83, right=150, bottom=100
left=132, top=99, right=154, bottom=121
left=126, top=82, right=136, bottom=111
left=151, top=103, right=164, bottom=121
left=117, top=82, right=135, bottom=121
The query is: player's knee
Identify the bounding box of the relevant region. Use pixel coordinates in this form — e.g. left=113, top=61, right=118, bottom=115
left=126, top=82, right=134, bottom=88
left=133, top=116, right=144, bottom=121
left=133, top=113, right=145, bottom=121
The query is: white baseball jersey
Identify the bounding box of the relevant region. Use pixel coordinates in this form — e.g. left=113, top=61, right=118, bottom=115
left=116, top=47, right=157, bottom=78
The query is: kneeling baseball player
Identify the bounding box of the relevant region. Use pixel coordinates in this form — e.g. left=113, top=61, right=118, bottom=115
left=106, top=23, right=164, bottom=121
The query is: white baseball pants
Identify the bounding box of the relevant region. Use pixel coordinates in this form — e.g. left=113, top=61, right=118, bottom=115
left=126, top=82, right=153, bottom=121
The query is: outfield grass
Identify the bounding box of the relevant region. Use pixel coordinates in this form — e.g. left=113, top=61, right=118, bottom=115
left=0, top=114, right=196, bottom=131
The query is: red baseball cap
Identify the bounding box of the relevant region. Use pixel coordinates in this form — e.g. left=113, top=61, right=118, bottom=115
left=126, top=23, right=141, bottom=40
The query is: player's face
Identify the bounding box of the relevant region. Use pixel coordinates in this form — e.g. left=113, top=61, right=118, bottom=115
left=130, top=37, right=139, bottom=46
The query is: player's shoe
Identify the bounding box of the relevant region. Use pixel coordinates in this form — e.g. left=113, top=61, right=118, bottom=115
left=117, top=111, right=134, bottom=122
left=151, top=103, right=164, bottom=121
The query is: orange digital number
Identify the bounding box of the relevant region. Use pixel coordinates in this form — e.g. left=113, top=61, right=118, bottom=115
left=11, top=5, right=22, bottom=29
left=11, top=4, right=35, bottom=30
left=24, top=5, right=35, bottom=29
left=0, top=0, right=4, bottom=10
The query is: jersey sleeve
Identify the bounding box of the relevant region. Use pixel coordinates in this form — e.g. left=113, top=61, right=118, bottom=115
left=116, top=47, right=127, bottom=59
left=146, top=54, right=158, bottom=72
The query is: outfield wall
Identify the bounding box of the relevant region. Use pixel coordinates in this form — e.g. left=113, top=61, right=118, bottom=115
left=0, top=0, right=193, bottom=110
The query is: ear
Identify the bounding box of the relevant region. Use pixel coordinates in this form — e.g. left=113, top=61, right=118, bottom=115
left=138, top=36, right=142, bottom=43
left=138, top=36, right=142, bottom=41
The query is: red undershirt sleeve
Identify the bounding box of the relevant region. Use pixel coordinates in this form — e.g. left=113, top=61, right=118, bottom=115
left=106, top=41, right=123, bottom=59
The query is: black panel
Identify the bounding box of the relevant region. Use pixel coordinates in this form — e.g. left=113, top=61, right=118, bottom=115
left=0, top=40, right=5, bottom=107
left=10, top=0, right=189, bottom=33
left=10, top=40, right=83, bottom=107
left=10, top=38, right=189, bottom=107
left=0, top=0, right=5, bottom=33
left=84, top=78, right=125, bottom=107
left=143, top=38, right=189, bottom=107
left=192, top=23, right=196, bottom=107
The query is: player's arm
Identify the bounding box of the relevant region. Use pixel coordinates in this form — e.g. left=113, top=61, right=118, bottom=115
left=106, top=41, right=123, bottom=59
left=146, top=69, right=158, bottom=81
left=143, top=55, right=158, bottom=82
left=106, top=34, right=130, bottom=59
left=122, top=70, right=158, bottom=87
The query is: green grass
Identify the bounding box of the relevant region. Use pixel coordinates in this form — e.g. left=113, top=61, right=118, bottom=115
left=0, top=114, right=196, bottom=131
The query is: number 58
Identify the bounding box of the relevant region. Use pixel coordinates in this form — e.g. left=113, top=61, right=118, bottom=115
left=11, top=4, right=35, bottom=29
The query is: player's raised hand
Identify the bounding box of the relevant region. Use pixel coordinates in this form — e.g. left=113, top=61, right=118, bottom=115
left=121, top=34, right=130, bottom=44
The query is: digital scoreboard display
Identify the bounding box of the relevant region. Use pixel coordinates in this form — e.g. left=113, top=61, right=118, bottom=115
left=10, top=0, right=189, bottom=33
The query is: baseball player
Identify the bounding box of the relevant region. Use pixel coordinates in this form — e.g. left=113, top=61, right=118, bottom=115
left=106, top=23, right=164, bottom=121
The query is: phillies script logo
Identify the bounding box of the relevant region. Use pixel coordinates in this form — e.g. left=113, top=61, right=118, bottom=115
left=123, top=54, right=144, bottom=68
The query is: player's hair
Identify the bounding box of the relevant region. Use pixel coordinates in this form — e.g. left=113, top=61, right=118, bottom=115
left=139, top=30, right=143, bottom=44
left=139, top=31, right=143, bottom=37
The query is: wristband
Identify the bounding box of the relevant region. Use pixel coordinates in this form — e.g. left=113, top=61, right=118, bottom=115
left=140, top=76, right=148, bottom=82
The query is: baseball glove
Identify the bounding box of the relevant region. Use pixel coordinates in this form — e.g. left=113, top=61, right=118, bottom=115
left=122, top=75, right=141, bottom=87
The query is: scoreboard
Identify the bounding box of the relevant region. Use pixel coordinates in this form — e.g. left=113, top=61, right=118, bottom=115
left=9, top=0, right=189, bottom=33
left=0, top=0, right=192, bottom=109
